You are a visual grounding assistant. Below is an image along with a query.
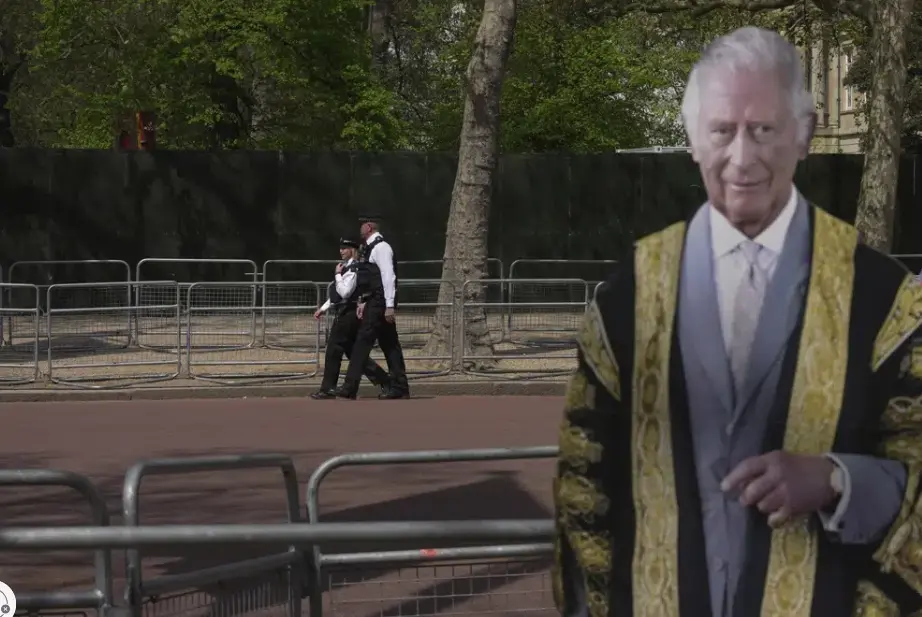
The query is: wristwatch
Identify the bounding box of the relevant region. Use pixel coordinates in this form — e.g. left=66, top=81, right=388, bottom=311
left=829, top=462, right=845, bottom=497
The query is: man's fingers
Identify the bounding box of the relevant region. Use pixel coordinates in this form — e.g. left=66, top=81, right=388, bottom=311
left=755, top=486, right=786, bottom=514
left=740, top=474, right=779, bottom=508
left=722, top=455, right=769, bottom=493
left=767, top=506, right=792, bottom=529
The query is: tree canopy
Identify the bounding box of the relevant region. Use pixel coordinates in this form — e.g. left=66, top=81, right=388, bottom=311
left=2, top=0, right=796, bottom=152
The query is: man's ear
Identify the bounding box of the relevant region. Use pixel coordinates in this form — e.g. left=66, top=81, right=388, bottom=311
left=800, top=112, right=817, bottom=159
left=684, top=122, right=699, bottom=162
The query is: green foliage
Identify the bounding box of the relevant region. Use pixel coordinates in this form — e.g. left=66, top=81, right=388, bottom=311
left=11, top=0, right=411, bottom=149
left=4, top=0, right=853, bottom=153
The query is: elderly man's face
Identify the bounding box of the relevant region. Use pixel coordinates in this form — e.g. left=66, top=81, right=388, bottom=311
left=692, top=68, right=810, bottom=234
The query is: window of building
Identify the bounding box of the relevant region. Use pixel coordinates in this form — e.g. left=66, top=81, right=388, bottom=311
left=843, top=53, right=854, bottom=111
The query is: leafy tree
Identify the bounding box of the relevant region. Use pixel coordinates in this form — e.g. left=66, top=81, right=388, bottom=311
left=9, top=0, right=409, bottom=149
left=844, top=6, right=922, bottom=152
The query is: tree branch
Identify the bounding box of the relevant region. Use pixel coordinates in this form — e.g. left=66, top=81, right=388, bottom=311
left=618, top=0, right=796, bottom=17
left=613, top=0, right=867, bottom=21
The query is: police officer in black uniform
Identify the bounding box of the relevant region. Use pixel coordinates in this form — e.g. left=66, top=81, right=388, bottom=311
left=310, top=238, right=390, bottom=400
left=338, top=220, right=409, bottom=400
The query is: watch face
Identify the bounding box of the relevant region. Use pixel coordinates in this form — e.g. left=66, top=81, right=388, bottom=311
left=831, top=466, right=845, bottom=494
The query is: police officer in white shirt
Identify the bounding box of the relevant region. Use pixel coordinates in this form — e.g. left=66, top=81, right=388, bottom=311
left=310, top=238, right=390, bottom=399
left=338, top=220, right=409, bottom=399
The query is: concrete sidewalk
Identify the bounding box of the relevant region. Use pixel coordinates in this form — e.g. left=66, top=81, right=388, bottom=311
left=0, top=377, right=567, bottom=402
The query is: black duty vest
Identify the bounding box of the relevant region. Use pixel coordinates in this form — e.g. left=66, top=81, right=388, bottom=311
left=360, top=235, right=397, bottom=306
left=328, top=261, right=361, bottom=313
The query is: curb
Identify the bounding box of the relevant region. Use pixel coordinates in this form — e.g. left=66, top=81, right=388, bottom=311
left=0, top=380, right=567, bottom=403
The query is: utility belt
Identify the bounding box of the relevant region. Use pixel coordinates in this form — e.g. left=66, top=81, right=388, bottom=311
left=358, top=290, right=385, bottom=304
left=334, top=299, right=359, bottom=315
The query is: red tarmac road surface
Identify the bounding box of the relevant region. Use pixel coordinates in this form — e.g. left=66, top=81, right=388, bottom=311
left=0, top=395, right=562, bottom=616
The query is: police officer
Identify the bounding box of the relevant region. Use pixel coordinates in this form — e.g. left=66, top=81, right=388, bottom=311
left=338, top=221, right=409, bottom=399
left=310, top=238, right=390, bottom=400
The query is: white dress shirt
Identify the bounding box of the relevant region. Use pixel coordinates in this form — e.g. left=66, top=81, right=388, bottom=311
left=319, top=259, right=358, bottom=313
left=365, top=232, right=397, bottom=309
left=709, top=188, right=797, bottom=352
left=708, top=186, right=850, bottom=532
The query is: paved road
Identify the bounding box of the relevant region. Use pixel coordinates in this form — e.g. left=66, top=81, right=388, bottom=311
left=0, top=395, right=562, bottom=616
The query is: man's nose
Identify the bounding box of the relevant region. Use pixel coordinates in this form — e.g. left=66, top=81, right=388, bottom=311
left=727, top=128, right=758, bottom=169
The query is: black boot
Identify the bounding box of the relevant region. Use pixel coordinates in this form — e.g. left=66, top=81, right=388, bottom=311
left=310, top=389, right=337, bottom=400
left=378, top=387, right=410, bottom=400
left=335, top=386, right=357, bottom=400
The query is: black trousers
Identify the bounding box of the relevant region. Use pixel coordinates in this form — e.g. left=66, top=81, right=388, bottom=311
left=341, top=298, right=409, bottom=395
left=320, top=307, right=389, bottom=391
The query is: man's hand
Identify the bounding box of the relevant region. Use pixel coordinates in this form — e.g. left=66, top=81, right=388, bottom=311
left=357, top=303, right=365, bottom=319
left=385, top=307, right=395, bottom=323
left=313, top=309, right=324, bottom=320
left=721, top=451, right=837, bottom=528
left=335, top=263, right=343, bottom=275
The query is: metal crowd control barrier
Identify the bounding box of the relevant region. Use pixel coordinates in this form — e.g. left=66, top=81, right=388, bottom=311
left=305, top=446, right=558, bottom=617
left=507, top=259, right=616, bottom=281
left=264, top=259, right=505, bottom=282
left=0, top=520, right=554, bottom=549
left=0, top=283, right=40, bottom=384
left=186, top=281, right=320, bottom=383
left=461, top=278, right=587, bottom=375
left=263, top=259, right=341, bottom=282
left=263, top=281, right=323, bottom=352
left=6, top=259, right=132, bottom=348
left=46, top=282, right=181, bottom=388
left=0, top=469, right=113, bottom=614
left=134, top=259, right=259, bottom=340
left=121, top=454, right=304, bottom=617
left=594, top=280, right=605, bottom=299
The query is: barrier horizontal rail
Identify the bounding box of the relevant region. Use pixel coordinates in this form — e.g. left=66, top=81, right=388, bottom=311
left=0, top=520, right=555, bottom=549
left=319, top=542, right=552, bottom=566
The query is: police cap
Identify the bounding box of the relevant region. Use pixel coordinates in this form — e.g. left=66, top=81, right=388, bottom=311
left=339, top=237, right=361, bottom=249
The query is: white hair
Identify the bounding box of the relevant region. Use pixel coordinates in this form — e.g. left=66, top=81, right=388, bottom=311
left=681, top=27, right=815, bottom=147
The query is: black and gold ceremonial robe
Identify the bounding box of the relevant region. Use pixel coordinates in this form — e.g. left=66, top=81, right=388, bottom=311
left=553, top=207, right=922, bottom=617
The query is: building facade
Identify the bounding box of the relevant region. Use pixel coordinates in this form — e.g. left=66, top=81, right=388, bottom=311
left=804, top=44, right=863, bottom=153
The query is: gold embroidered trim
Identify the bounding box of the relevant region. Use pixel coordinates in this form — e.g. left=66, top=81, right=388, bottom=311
left=630, top=222, right=685, bottom=617
left=578, top=300, right=621, bottom=401
left=873, top=274, right=922, bottom=371
left=559, top=424, right=603, bottom=475
left=911, top=346, right=922, bottom=381
left=564, top=369, right=596, bottom=415
left=568, top=530, right=612, bottom=573
left=760, top=208, right=856, bottom=617
left=556, top=471, right=610, bottom=524
left=873, top=462, right=922, bottom=589
left=853, top=579, right=900, bottom=616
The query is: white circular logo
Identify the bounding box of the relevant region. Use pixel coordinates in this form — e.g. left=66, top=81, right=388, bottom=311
left=0, top=579, right=15, bottom=615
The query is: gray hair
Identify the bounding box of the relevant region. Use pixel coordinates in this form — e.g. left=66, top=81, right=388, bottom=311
left=681, top=27, right=815, bottom=146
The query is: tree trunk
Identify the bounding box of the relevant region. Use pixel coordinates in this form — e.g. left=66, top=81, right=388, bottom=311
left=853, top=0, right=914, bottom=252
left=422, top=0, right=516, bottom=369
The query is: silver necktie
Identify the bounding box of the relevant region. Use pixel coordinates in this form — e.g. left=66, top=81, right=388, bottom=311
left=729, top=240, right=768, bottom=395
